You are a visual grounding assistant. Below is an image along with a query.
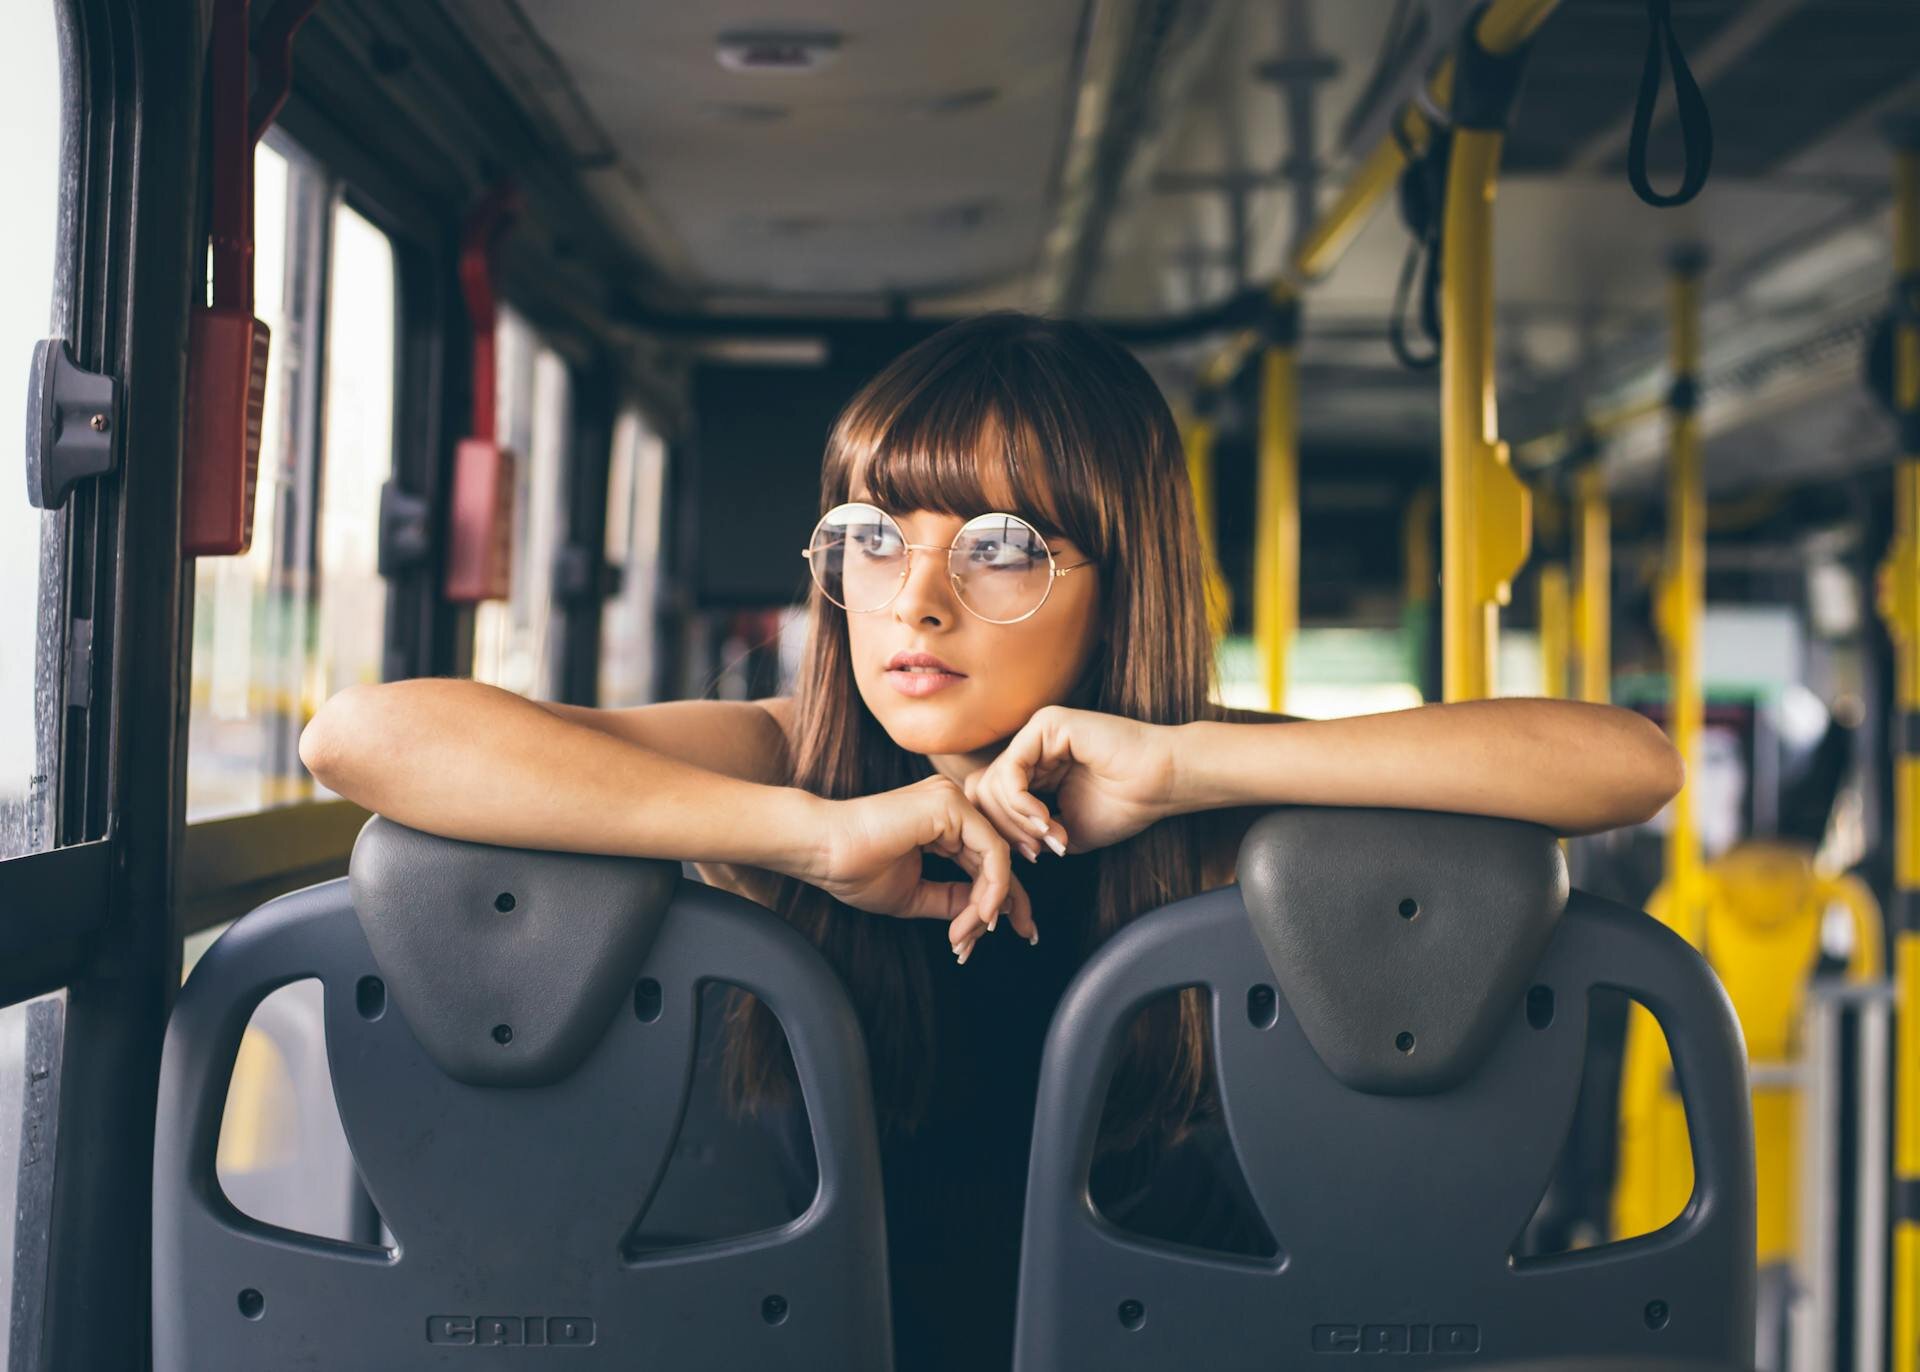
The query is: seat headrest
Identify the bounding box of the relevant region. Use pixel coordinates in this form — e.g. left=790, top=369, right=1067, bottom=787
left=348, top=817, right=678, bottom=1087
left=1236, top=807, right=1567, bottom=1094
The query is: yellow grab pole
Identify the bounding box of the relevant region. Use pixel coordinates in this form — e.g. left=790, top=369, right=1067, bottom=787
left=1183, top=404, right=1233, bottom=644
left=1574, top=464, right=1612, bottom=703
left=1881, top=135, right=1920, bottom=1372
left=1438, top=14, right=1538, bottom=702
left=1538, top=562, right=1570, bottom=700
left=1659, top=247, right=1708, bottom=948
left=1533, top=485, right=1570, bottom=698
left=1255, top=311, right=1301, bottom=713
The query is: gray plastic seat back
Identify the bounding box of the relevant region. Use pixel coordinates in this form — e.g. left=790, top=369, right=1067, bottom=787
left=1015, top=808, right=1756, bottom=1369
left=154, top=817, right=892, bottom=1370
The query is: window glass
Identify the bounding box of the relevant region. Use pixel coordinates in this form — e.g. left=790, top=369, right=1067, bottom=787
left=187, top=142, right=310, bottom=821
left=186, top=143, right=399, bottom=821
left=473, top=312, right=572, bottom=698
left=314, top=201, right=397, bottom=705
left=0, top=12, right=69, bottom=1365
left=0, top=0, right=65, bottom=861
left=599, top=408, right=668, bottom=706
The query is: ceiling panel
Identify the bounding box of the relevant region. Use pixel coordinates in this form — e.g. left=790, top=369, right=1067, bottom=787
left=511, top=0, right=1091, bottom=296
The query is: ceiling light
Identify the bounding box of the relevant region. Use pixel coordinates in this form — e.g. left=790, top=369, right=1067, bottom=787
left=715, top=31, right=842, bottom=75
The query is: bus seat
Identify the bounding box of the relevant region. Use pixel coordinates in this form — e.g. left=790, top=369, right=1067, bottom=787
left=153, top=816, right=893, bottom=1370
left=1014, top=808, right=1757, bottom=1370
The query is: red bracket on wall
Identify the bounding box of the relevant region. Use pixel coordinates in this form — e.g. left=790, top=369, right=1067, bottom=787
left=181, top=0, right=320, bottom=558
left=445, top=184, right=523, bottom=604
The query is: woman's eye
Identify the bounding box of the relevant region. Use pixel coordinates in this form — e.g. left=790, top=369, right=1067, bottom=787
left=851, top=526, right=902, bottom=556
left=968, top=538, right=1038, bottom=570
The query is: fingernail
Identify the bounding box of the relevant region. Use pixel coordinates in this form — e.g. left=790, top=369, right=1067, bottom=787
left=1025, top=814, right=1050, bottom=836
left=1022, top=844, right=1039, bottom=862
left=1027, top=930, right=1039, bottom=946
left=987, top=913, right=998, bottom=933
left=957, top=944, right=972, bottom=966
left=1044, top=833, right=1067, bottom=857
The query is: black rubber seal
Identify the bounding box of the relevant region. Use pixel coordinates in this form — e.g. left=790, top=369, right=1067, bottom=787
left=1450, top=17, right=1532, bottom=132
left=1260, top=297, right=1302, bottom=349
left=1563, top=427, right=1602, bottom=471
left=1896, top=1177, right=1920, bottom=1224
left=1896, top=887, right=1920, bottom=936
left=1896, top=273, right=1920, bottom=327
left=1667, top=375, right=1700, bottom=415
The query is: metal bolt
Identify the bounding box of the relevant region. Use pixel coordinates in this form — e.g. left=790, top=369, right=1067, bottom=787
left=88, top=413, right=108, bottom=432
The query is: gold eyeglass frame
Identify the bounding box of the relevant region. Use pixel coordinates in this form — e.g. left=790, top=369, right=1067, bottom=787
left=801, top=501, right=1092, bottom=625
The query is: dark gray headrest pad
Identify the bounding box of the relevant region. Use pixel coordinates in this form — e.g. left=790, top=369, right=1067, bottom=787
left=348, top=817, right=678, bottom=1087
left=1237, top=807, right=1567, bottom=1094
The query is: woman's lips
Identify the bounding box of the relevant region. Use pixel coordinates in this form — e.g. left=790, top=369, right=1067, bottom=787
left=885, top=666, right=967, bottom=697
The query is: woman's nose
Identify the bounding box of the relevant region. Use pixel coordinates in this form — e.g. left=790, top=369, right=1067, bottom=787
left=891, top=546, right=959, bottom=628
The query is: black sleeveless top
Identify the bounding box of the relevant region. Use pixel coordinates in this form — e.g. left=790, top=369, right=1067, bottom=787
left=766, top=848, right=1272, bottom=1371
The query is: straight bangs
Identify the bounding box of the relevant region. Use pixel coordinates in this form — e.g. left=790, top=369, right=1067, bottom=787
left=822, top=334, right=1124, bottom=569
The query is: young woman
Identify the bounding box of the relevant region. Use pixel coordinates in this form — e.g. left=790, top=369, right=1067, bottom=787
left=301, top=312, right=1683, bottom=1369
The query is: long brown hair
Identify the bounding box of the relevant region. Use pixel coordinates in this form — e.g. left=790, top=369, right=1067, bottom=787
left=721, top=311, right=1221, bottom=1158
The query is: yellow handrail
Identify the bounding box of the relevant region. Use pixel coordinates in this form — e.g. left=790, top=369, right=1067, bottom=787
left=1880, top=138, right=1920, bottom=1372
left=1514, top=393, right=1666, bottom=470
left=1574, top=464, right=1612, bottom=703
left=1254, top=343, right=1300, bottom=712
left=1438, top=125, right=1531, bottom=701
left=1538, top=562, right=1570, bottom=699
left=1183, top=413, right=1233, bottom=643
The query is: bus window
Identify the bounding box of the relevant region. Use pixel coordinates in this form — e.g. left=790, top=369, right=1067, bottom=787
left=473, top=312, right=571, bottom=698
left=0, top=1, right=68, bottom=1360
left=314, top=202, right=397, bottom=716
left=185, top=140, right=310, bottom=821
left=186, top=138, right=400, bottom=821
left=0, top=2, right=61, bottom=859
left=598, top=407, right=668, bottom=706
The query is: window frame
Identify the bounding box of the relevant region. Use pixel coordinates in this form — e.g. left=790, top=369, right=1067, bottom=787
left=0, top=3, right=205, bottom=1369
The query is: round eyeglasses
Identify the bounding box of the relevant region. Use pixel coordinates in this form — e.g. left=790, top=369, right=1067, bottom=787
left=802, top=502, right=1092, bottom=625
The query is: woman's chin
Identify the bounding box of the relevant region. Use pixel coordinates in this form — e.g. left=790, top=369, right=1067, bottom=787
left=873, top=703, right=995, bottom=757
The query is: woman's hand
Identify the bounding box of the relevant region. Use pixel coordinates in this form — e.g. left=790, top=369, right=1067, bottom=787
left=963, top=705, right=1179, bottom=862
left=801, top=775, right=1038, bottom=960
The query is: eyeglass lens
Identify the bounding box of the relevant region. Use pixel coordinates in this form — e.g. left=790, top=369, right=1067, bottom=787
left=807, top=504, right=1058, bottom=623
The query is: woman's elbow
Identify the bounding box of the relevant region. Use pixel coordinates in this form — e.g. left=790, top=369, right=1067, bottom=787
left=300, top=683, right=381, bottom=792
left=1618, top=711, right=1685, bottom=827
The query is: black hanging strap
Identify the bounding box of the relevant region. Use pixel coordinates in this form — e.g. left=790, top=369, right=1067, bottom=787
left=1627, top=0, right=1714, bottom=208
left=1388, top=121, right=1448, bottom=372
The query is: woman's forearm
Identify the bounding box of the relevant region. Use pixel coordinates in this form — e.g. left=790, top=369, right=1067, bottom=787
left=299, top=680, right=824, bottom=875
left=1167, top=698, right=1684, bottom=836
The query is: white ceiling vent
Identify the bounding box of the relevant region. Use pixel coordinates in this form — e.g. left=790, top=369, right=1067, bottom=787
left=714, top=31, right=843, bottom=75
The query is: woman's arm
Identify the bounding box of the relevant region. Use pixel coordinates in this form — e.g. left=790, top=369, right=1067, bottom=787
left=1172, top=698, right=1684, bottom=837
left=299, top=680, right=821, bottom=873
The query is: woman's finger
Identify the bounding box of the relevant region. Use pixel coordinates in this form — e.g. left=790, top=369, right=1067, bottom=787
left=900, top=879, right=974, bottom=924
left=940, top=791, right=1012, bottom=942
left=971, top=770, right=1042, bottom=864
